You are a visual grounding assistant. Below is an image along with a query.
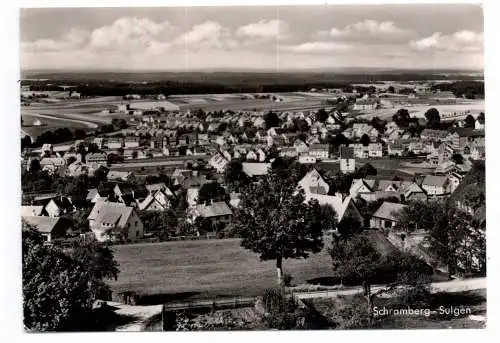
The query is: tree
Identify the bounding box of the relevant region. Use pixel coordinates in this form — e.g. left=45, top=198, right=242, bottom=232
left=231, top=162, right=334, bottom=284
left=224, top=160, right=250, bottom=192
left=395, top=201, right=485, bottom=276
left=356, top=163, right=377, bottom=178
left=387, top=86, right=395, bottom=93
left=330, top=234, right=432, bottom=320
left=424, top=108, right=441, bottom=129
left=87, top=143, right=100, bottom=153
left=451, top=153, right=464, bottom=165
left=137, top=210, right=178, bottom=239
left=477, top=112, right=485, bottom=123
left=316, top=108, right=329, bottom=123
left=264, top=111, right=280, bottom=129
left=392, top=109, right=411, bottom=128
left=74, top=129, right=86, bottom=140
left=197, top=181, right=228, bottom=205
left=22, top=227, right=119, bottom=331
left=360, top=134, right=370, bottom=146
left=464, top=114, right=476, bottom=128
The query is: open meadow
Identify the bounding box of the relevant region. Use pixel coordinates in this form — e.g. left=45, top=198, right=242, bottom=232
left=109, top=238, right=334, bottom=302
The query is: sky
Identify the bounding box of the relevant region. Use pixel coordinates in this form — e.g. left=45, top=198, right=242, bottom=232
left=19, top=4, right=484, bottom=71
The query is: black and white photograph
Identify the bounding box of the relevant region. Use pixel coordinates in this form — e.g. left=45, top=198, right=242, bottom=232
left=15, top=1, right=488, bottom=332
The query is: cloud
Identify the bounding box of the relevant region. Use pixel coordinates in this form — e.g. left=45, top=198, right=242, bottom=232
left=88, top=17, right=174, bottom=51
left=21, top=28, right=89, bottom=52
left=173, top=21, right=237, bottom=50
left=410, top=30, right=483, bottom=52
left=236, top=19, right=290, bottom=40
left=281, top=41, right=352, bottom=54
left=323, top=19, right=415, bottom=44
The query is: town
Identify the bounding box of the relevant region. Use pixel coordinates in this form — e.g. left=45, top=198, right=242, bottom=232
left=19, top=4, right=486, bottom=333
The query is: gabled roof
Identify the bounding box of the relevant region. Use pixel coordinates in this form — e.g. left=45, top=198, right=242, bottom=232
left=372, top=202, right=407, bottom=221
left=193, top=202, right=233, bottom=218
left=22, top=216, right=68, bottom=234
left=242, top=163, right=270, bottom=177
left=145, top=183, right=173, bottom=196
left=21, top=206, right=44, bottom=217
left=422, top=175, right=448, bottom=188
left=88, top=202, right=133, bottom=228
left=304, top=193, right=357, bottom=222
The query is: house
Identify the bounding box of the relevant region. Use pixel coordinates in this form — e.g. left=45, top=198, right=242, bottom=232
left=448, top=172, right=463, bottom=193
left=368, top=143, right=383, bottom=157
left=421, top=175, right=450, bottom=196
left=349, top=179, right=376, bottom=198
left=242, top=163, right=270, bottom=178
left=86, top=153, right=108, bottom=164
left=188, top=201, right=233, bottom=227
left=340, top=146, right=355, bottom=174
left=86, top=188, right=108, bottom=203
left=87, top=202, right=144, bottom=242
left=113, top=184, right=137, bottom=205
left=475, top=116, right=485, bottom=130
left=22, top=216, right=72, bottom=242
left=304, top=193, right=363, bottom=226
left=107, top=138, right=123, bottom=150
left=137, top=189, right=172, bottom=211
left=353, top=98, right=378, bottom=111
left=44, top=196, right=75, bottom=217
left=370, top=202, right=407, bottom=229
left=420, top=129, right=449, bottom=142
left=66, top=161, right=89, bottom=177
left=298, top=169, right=329, bottom=195
left=279, top=147, right=298, bottom=158
left=40, top=157, right=66, bottom=176
left=293, top=139, right=309, bottom=154
left=107, top=170, right=133, bottom=182
left=352, top=143, right=368, bottom=159
left=308, top=144, right=329, bottom=159
left=145, top=183, right=174, bottom=197
left=387, top=143, right=404, bottom=156
left=208, top=152, right=229, bottom=173
left=450, top=129, right=485, bottom=151
left=298, top=156, right=317, bottom=164
left=246, top=150, right=258, bottom=161
left=21, top=206, right=45, bottom=217
left=256, top=148, right=267, bottom=162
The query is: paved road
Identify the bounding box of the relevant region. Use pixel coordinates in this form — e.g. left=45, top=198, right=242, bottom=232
left=294, top=277, right=486, bottom=300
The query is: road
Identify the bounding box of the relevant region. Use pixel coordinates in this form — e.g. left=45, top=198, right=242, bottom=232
left=294, top=277, right=486, bottom=300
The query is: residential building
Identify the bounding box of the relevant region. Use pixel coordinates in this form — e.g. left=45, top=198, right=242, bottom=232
left=87, top=202, right=144, bottom=242
left=420, top=129, right=449, bottom=142
left=107, top=171, right=133, bottom=182
left=242, top=163, right=270, bottom=178
left=44, top=197, right=75, bottom=217
left=86, top=153, right=107, bottom=164
left=21, top=206, right=45, bottom=217
left=188, top=202, right=233, bottom=227
left=86, top=188, right=108, bottom=203
left=387, top=143, right=404, bottom=156
left=421, top=175, right=450, bottom=196
left=304, top=193, right=363, bottom=226
left=21, top=216, right=72, bottom=242
left=298, top=169, right=330, bottom=195
left=370, top=202, right=407, bottom=229
left=308, top=144, right=329, bottom=159
left=208, top=152, right=229, bottom=173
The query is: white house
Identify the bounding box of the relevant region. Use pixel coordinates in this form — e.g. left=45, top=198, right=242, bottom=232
left=87, top=202, right=144, bottom=242
left=297, top=169, right=330, bottom=195
left=208, top=152, right=229, bottom=173
left=421, top=175, right=450, bottom=196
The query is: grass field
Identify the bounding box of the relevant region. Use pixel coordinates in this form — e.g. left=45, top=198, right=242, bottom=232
left=109, top=231, right=403, bottom=303
left=109, top=238, right=335, bottom=302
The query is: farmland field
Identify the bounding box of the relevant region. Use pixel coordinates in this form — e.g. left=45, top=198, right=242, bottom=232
left=109, top=238, right=335, bottom=302
left=21, top=113, right=96, bottom=137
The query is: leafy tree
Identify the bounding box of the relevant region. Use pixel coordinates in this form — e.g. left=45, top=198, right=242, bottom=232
left=29, top=158, right=41, bottom=173
left=74, top=129, right=86, bottom=140
left=360, top=134, right=370, bottom=146
left=356, top=163, right=377, bottom=178
left=137, top=210, right=178, bottom=239
left=387, top=86, right=395, bottom=93
left=22, top=228, right=92, bottom=331
left=395, top=201, right=486, bottom=276
left=87, top=143, right=100, bottom=153
left=224, top=160, right=250, bottom=192
left=451, top=153, right=464, bottom=165
left=392, top=109, right=411, bottom=128
left=330, top=234, right=431, bottom=320
left=477, top=112, right=485, bottom=122
left=424, top=108, right=441, bottom=129
left=231, top=161, right=334, bottom=284
left=316, top=108, right=329, bottom=123
left=197, top=181, right=228, bottom=205
left=464, top=114, right=476, bottom=128
left=264, top=111, right=280, bottom=129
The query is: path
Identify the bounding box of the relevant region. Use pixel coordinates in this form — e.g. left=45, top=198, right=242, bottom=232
left=106, top=301, right=163, bottom=332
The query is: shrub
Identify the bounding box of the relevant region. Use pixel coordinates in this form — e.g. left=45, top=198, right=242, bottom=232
left=283, top=273, right=293, bottom=287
